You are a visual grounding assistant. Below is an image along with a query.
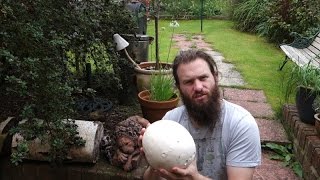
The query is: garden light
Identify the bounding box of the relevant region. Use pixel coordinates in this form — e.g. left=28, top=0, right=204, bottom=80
left=113, top=33, right=141, bottom=69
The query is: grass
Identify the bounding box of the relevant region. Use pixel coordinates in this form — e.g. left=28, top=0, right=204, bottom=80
left=147, top=19, right=296, bottom=117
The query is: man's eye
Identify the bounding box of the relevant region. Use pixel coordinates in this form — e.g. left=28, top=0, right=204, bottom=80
left=200, top=76, right=208, bottom=81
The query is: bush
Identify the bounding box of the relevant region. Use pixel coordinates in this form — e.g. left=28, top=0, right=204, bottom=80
left=232, top=0, right=268, bottom=32
left=160, top=0, right=224, bottom=19
left=231, top=0, right=320, bottom=43
left=257, top=0, right=320, bottom=43
left=0, top=0, right=135, bottom=164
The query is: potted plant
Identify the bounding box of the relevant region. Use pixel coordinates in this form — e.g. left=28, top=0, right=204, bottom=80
left=313, top=96, right=320, bottom=134
left=288, top=64, right=320, bottom=124
left=134, top=2, right=179, bottom=92
left=137, top=71, right=179, bottom=123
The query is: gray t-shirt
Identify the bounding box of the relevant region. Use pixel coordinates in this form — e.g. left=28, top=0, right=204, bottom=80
left=162, top=99, right=261, bottom=180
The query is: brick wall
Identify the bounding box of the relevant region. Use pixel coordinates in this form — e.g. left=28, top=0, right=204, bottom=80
left=0, top=155, right=148, bottom=180
left=282, top=104, right=320, bottom=179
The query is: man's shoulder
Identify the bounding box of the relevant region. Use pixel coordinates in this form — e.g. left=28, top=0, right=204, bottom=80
left=162, top=105, right=186, bottom=120
left=168, top=105, right=185, bottom=113
left=223, top=99, right=252, bottom=117
left=222, top=99, right=256, bottom=127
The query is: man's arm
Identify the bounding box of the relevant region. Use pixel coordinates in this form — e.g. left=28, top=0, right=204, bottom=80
left=227, top=166, right=255, bottom=180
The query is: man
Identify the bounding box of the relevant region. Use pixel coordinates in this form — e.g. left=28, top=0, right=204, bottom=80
left=141, top=49, right=261, bottom=180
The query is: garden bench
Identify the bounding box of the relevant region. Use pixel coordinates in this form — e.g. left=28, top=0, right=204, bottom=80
left=279, top=30, right=320, bottom=70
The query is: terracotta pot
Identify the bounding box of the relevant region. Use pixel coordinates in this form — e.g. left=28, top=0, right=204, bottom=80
left=134, top=62, right=172, bottom=92
left=138, top=90, right=179, bottom=123
left=314, top=113, right=320, bottom=135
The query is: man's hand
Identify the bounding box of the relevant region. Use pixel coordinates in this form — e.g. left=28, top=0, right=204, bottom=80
left=138, top=123, right=150, bottom=153
left=154, top=159, right=211, bottom=180
left=144, top=159, right=211, bottom=180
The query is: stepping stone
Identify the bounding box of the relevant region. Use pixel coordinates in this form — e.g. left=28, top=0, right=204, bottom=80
left=223, top=88, right=267, bottom=102
left=219, top=77, right=245, bottom=87
left=227, top=100, right=274, bottom=119
left=223, top=88, right=273, bottom=118
left=256, top=118, right=290, bottom=144
left=253, top=151, right=299, bottom=180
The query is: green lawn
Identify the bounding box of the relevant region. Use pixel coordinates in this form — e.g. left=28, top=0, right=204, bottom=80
left=147, top=19, right=295, bottom=117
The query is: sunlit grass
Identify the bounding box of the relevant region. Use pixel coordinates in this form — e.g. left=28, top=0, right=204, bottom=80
left=148, top=19, right=295, bottom=117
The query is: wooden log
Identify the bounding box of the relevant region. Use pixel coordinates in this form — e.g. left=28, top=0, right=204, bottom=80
left=11, top=120, right=104, bottom=163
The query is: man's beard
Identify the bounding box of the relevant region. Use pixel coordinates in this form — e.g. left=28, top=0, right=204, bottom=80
left=180, top=85, right=221, bottom=129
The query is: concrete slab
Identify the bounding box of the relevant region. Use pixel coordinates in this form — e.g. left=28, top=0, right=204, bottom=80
left=228, top=100, right=274, bottom=119
left=223, top=88, right=267, bottom=102
left=253, top=151, right=300, bottom=180
left=219, top=77, right=245, bottom=87
left=256, top=118, right=290, bottom=144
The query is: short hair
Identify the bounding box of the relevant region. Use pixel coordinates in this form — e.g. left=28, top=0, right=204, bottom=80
left=172, top=49, right=219, bottom=85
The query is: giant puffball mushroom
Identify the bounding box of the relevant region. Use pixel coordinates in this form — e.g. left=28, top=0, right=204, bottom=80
left=142, top=120, right=196, bottom=170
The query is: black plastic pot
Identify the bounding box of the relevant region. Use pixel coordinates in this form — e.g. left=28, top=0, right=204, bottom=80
left=295, top=86, right=316, bottom=125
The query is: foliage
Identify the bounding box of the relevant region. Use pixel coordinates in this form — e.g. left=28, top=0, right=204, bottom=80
left=257, top=0, right=320, bottom=43
left=160, top=0, right=224, bottom=19
left=232, top=0, right=268, bottom=32
left=284, top=64, right=320, bottom=100
left=262, top=143, right=303, bottom=178
left=165, top=20, right=180, bottom=63
left=0, top=0, right=135, bottom=164
left=150, top=72, right=176, bottom=101
left=230, top=0, right=320, bottom=43
left=10, top=140, right=29, bottom=166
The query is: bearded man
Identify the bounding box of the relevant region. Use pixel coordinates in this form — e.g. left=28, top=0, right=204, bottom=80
left=142, top=50, right=261, bottom=180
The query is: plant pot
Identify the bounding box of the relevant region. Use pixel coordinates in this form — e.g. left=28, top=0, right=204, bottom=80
left=138, top=90, right=179, bottom=123
left=315, top=113, right=320, bottom=135
left=134, top=62, right=172, bottom=92
left=295, top=86, right=316, bottom=125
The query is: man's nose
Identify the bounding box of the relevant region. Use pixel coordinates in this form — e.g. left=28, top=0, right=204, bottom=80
left=194, top=79, right=203, bottom=92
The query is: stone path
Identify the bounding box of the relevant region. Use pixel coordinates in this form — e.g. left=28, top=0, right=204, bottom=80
left=173, top=34, right=300, bottom=179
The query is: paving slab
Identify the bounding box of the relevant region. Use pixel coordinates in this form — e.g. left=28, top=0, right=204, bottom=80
left=223, top=88, right=267, bottom=102
left=256, top=118, right=290, bottom=144
left=253, top=151, right=300, bottom=180
left=227, top=100, right=274, bottom=119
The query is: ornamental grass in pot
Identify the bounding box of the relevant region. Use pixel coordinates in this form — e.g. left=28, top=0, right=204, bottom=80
left=288, top=64, right=320, bottom=124
left=137, top=71, right=179, bottom=123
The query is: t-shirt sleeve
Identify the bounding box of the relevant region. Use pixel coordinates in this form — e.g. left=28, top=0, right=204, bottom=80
left=225, top=114, right=261, bottom=167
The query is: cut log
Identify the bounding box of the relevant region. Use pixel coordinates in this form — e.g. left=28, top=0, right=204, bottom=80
left=11, top=120, right=104, bottom=163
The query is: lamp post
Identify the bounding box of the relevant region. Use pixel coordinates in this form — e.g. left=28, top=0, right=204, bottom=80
left=200, top=0, right=204, bottom=32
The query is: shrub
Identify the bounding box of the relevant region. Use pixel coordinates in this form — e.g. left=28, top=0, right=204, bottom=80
left=232, top=0, right=268, bottom=32
left=160, top=0, right=224, bottom=19
left=256, top=0, right=320, bottom=43
left=0, top=0, right=135, bottom=164
left=231, top=0, right=320, bottom=43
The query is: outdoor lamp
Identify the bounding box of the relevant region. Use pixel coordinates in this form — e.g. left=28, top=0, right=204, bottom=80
left=113, top=33, right=141, bottom=69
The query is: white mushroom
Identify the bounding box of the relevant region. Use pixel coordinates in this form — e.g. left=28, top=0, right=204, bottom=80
left=142, top=120, right=196, bottom=170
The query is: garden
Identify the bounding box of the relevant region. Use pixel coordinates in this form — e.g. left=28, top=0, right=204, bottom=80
left=1, top=0, right=320, bottom=179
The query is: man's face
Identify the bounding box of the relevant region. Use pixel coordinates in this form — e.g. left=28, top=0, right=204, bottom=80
left=177, top=58, right=216, bottom=105
left=176, top=58, right=221, bottom=127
